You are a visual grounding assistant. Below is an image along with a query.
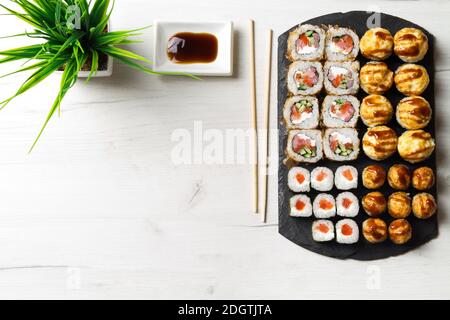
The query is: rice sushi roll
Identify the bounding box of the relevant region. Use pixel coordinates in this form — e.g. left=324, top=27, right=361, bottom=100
left=335, top=165, right=358, bottom=190
left=289, top=194, right=312, bottom=217
left=287, top=24, right=325, bottom=61
left=311, top=167, right=334, bottom=192
left=286, top=130, right=323, bottom=163
left=323, top=128, right=360, bottom=161
left=322, top=95, right=360, bottom=128
left=325, top=27, right=360, bottom=62
left=287, top=61, right=323, bottom=96
left=336, top=219, right=359, bottom=244
left=324, top=61, right=360, bottom=95
left=283, top=96, right=319, bottom=129
left=336, top=192, right=359, bottom=217
left=313, top=193, right=336, bottom=218
left=287, top=167, right=310, bottom=192
left=312, top=220, right=335, bottom=242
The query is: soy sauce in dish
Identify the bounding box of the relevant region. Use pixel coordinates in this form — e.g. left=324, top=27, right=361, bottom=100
left=167, top=32, right=218, bottom=64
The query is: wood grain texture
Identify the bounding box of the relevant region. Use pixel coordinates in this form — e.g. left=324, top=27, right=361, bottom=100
left=0, top=0, right=450, bottom=299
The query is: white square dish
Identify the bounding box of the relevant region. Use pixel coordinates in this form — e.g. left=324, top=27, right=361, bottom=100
left=153, top=21, right=234, bottom=76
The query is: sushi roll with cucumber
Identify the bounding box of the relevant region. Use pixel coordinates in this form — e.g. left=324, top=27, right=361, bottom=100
left=335, top=165, right=358, bottom=190
left=313, top=193, right=336, bottom=218
left=336, top=192, right=359, bottom=217
left=286, top=130, right=323, bottom=163
left=324, top=61, right=360, bottom=95
left=287, top=61, right=323, bottom=96
left=287, top=167, right=310, bottom=193
left=322, top=95, right=360, bottom=128
left=312, top=220, right=335, bottom=242
left=323, top=128, right=360, bottom=161
left=325, top=27, right=360, bottom=62
left=311, top=167, right=334, bottom=192
left=283, top=96, right=319, bottom=129
left=287, top=24, right=325, bottom=61
left=289, top=194, right=312, bottom=217
left=336, top=219, right=359, bottom=244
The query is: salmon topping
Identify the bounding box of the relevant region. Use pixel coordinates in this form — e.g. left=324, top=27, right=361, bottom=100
left=319, top=199, right=334, bottom=210
left=316, top=223, right=330, bottom=233
left=296, top=173, right=305, bottom=184
left=341, top=224, right=353, bottom=236
left=295, top=200, right=306, bottom=211
left=342, top=198, right=353, bottom=209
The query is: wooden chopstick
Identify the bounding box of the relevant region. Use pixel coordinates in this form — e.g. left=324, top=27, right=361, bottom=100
left=262, top=29, right=273, bottom=223
left=249, top=20, right=259, bottom=214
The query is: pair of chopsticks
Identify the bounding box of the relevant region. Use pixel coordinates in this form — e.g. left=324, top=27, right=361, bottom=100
left=249, top=20, right=273, bottom=223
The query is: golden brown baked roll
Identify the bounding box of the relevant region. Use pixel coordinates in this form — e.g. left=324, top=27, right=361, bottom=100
left=396, top=96, right=432, bottom=130
left=412, top=167, right=435, bottom=191
left=389, top=219, right=412, bottom=244
left=360, top=95, right=393, bottom=127
left=397, top=130, right=435, bottom=163
left=412, top=192, right=437, bottom=219
left=362, top=165, right=386, bottom=189
left=360, top=62, right=394, bottom=94
left=388, top=192, right=412, bottom=218
left=362, top=191, right=387, bottom=217
left=394, top=28, right=428, bottom=63
left=360, top=28, right=394, bottom=60
left=394, top=64, right=430, bottom=96
left=388, top=164, right=411, bottom=190
left=363, top=218, right=388, bottom=243
left=362, top=126, right=398, bottom=161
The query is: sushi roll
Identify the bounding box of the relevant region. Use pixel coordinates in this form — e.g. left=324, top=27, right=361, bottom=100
left=322, top=95, right=360, bottom=128
left=324, top=61, right=360, bottom=95
left=323, top=128, right=360, bottom=161
left=283, top=96, right=319, bottom=129
left=336, top=192, right=359, bottom=217
left=287, top=61, right=323, bottom=96
left=325, top=26, right=360, bottom=62
left=286, top=130, right=323, bottom=163
left=335, top=165, right=358, bottom=190
left=289, top=194, right=312, bottom=217
left=287, top=24, right=325, bottom=61
left=313, top=193, right=336, bottom=218
left=312, top=220, right=335, bottom=242
left=287, top=167, right=310, bottom=193
left=336, top=219, right=359, bottom=244
left=311, top=167, right=334, bottom=192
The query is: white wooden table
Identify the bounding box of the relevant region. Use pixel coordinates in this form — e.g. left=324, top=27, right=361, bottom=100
left=0, top=0, right=449, bottom=299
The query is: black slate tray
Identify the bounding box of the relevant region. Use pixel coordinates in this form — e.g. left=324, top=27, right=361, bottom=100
left=278, top=11, right=438, bottom=260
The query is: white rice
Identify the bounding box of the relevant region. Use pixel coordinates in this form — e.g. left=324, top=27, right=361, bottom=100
left=325, top=27, right=360, bottom=62
left=323, top=61, right=360, bottom=95
left=321, top=95, right=360, bottom=128
left=286, top=130, right=323, bottom=164
left=336, top=219, right=359, bottom=244
left=287, top=61, right=324, bottom=96
left=336, top=192, right=359, bottom=217
left=313, top=193, right=336, bottom=218
left=311, top=167, right=334, bottom=192
left=323, top=128, right=360, bottom=161
left=287, top=167, right=311, bottom=193
left=289, top=194, right=312, bottom=217
left=283, top=96, right=319, bottom=129
left=312, top=220, right=335, bottom=242
left=335, top=165, right=358, bottom=190
left=287, top=24, right=325, bottom=61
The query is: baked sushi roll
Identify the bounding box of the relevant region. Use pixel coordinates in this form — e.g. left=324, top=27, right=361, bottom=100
left=362, top=192, right=387, bottom=217
left=360, top=62, right=394, bottom=95
left=289, top=194, right=312, bottom=217
left=335, top=165, right=358, bottom=190
left=362, top=126, right=398, bottom=161
left=287, top=61, right=323, bottom=95
left=312, top=220, right=335, bottom=242
left=394, top=64, right=430, bottom=96
left=283, top=96, right=319, bottom=129
left=360, top=94, right=394, bottom=127
left=287, top=167, right=310, bottom=193
left=324, top=61, right=359, bottom=95
left=311, top=167, right=334, bottom=192
left=394, top=28, right=429, bottom=63
left=389, top=219, right=412, bottom=245
left=287, top=24, right=325, bottom=61
left=313, top=193, right=336, bottom=218
left=412, top=193, right=437, bottom=219
left=396, top=96, right=432, bottom=130
left=362, top=165, right=386, bottom=189
left=322, top=95, right=360, bottom=128
left=397, top=130, right=435, bottom=163
left=336, top=192, right=359, bottom=218
left=412, top=166, right=435, bottom=191
left=360, top=28, right=394, bottom=61
left=336, top=219, right=359, bottom=244
left=363, top=218, right=388, bottom=244
left=323, top=128, right=360, bottom=161
left=286, top=129, right=323, bottom=163
left=325, top=26, right=359, bottom=62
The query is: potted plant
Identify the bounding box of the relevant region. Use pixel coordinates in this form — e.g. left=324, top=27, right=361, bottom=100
left=0, top=0, right=192, bottom=151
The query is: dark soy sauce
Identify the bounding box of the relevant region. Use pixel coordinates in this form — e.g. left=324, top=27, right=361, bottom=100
left=167, top=32, right=218, bottom=64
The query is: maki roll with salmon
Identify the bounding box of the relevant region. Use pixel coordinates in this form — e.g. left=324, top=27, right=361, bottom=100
left=290, top=194, right=312, bottom=217
left=313, top=194, right=336, bottom=218
left=287, top=24, right=325, bottom=61
left=311, top=167, right=334, bottom=192
left=312, top=220, right=335, bottom=242
left=322, top=95, right=360, bottom=128
left=287, top=61, right=323, bottom=96
left=286, top=130, right=323, bottom=163
left=287, top=167, right=310, bottom=193
left=336, top=192, right=359, bottom=217
left=283, top=96, right=319, bottom=129
left=336, top=219, right=359, bottom=244
left=323, top=128, right=360, bottom=161
left=324, top=61, right=360, bottom=95
left=325, top=26, right=359, bottom=62
left=335, top=165, right=358, bottom=190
